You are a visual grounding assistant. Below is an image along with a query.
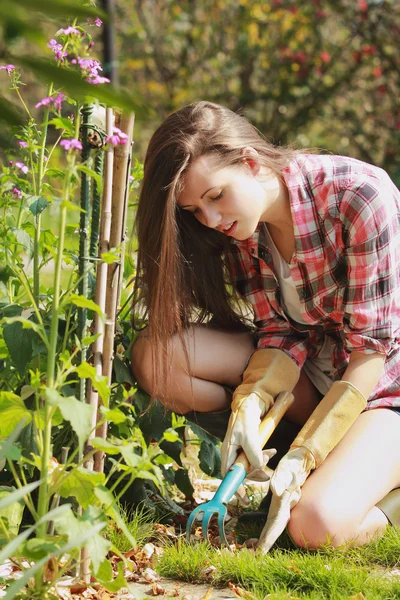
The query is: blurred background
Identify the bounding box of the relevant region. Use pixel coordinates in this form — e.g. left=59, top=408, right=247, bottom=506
left=1, top=0, right=399, bottom=183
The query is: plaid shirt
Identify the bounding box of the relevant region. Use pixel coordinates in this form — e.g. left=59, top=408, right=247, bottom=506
left=228, top=154, right=400, bottom=409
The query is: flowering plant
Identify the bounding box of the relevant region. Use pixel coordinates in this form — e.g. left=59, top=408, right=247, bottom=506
left=0, top=11, right=172, bottom=600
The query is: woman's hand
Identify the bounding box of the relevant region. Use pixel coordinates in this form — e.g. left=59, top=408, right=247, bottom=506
left=220, top=348, right=300, bottom=475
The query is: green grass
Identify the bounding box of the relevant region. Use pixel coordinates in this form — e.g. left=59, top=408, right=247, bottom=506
left=105, top=503, right=156, bottom=552
left=157, top=528, right=400, bottom=600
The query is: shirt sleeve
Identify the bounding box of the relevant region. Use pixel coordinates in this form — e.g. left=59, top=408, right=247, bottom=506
left=227, top=243, right=308, bottom=368
left=340, top=173, right=400, bottom=356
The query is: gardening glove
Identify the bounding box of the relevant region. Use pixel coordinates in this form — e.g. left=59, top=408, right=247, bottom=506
left=258, top=380, right=367, bottom=552
left=221, top=348, right=299, bottom=476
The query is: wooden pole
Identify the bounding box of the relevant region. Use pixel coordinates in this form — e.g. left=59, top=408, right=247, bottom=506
left=93, top=112, right=135, bottom=474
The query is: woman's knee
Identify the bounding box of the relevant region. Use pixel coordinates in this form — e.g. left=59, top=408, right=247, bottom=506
left=287, top=493, right=360, bottom=549
left=131, top=329, right=154, bottom=394
left=131, top=327, right=192, bottom=396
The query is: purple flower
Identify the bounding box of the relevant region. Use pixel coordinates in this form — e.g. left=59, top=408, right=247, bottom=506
left=35, top=97, right=52, bottom=109
left=60, top=26, right=80, bottom=35
left=87, top=75, right=110, bottom=84
left=53, top=93, right=66, bottom=111
left=0, top=64, right=15, bottom=73
left=35, top=92, right=65, bottom=111
left=47, top=39, right=68, bottom=62
left=18, top=141, right=28, bottom=148
left=60, top=138, right=83, bottom=151
left=106, top=127, right=129, bottom=147
left=13, top=188, right=22, bottom=199
left=15, top=161, right=28, bottom=174
left=87, top=17, right=103, bottom=27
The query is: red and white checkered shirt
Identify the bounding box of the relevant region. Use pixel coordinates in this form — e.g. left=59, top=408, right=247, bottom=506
left=228, top=154, right=400, bottom=409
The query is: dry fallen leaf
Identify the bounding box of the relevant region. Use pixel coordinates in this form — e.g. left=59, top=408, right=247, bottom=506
left=151, top=582, right=165, bottom=595
left=228, top=582, right=259, bottom=599
left=142, top=567, right=160, bottom=583
left=200, top=588, right=214, bottom=600
left=202, top=565, right=217, bottom=579
left=287, top=560, right=302, bottom=574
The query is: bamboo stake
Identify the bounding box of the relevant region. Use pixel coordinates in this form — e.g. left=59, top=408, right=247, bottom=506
left=93, top=112, right=135, bottom=474
left=83, top=107, right=114, bottom=470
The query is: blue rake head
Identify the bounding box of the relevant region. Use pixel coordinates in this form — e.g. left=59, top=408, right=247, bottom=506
left=186, top=500, right=229, bottom=545
left=186, top=463, right=247, bottom=545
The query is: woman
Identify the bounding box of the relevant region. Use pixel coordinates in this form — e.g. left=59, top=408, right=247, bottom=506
left=131, top=101, right=400, bottom=550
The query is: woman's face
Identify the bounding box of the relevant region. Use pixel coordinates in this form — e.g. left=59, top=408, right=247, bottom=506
left=177, top=153, right=284, bottom=241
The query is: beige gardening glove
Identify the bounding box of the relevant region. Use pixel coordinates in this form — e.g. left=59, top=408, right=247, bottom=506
left=221, top=348, right=299, bottom=476
left=257, top=380, right=367, bottom=552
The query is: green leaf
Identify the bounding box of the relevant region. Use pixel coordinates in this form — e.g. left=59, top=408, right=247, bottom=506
left=45, top=389, right=94, bottom=450
left=78, top=164, right=103, bottom=190
left=28, top=196, right=49, bottom=216
left=174, top=469, right=194, bottom=499
left=113, top=356, right=134, bottom=385
left=76, top=362, right=110, bottom=406
left=15, top=56, right=148, bottom=116
left=163, top=430, right=181, bottom=443
left=96, top=560, right=127, bottom=593
left=199, top=440, right=222, bottom=478
left=53, top=504, right=109, bottom=575
left=69, top=293, right=104, bottom=319
left=0, top=486, right=24, bottom=535
left=0, top=481, right=39, bottom=512
left=99, top=407, right=127, bottom=424
left=0, top=392, right=32, bottom=438
left=2, top=321, right=34, bottom=375
left=0, top=503, right=69, bottom=566
left=21, top=538, right=60, bottom=561
left=4, top=510, right=105, bottom=599
left=59, top=467, right=105, bottom=509
left=48, top=116, right=75, bottom=134
left=91, top=437, right=122, bottom=455
left=9, top=0, right=106, bottom=19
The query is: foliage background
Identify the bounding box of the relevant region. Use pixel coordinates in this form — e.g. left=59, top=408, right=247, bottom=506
left=2, top=0, right=400, bottom=185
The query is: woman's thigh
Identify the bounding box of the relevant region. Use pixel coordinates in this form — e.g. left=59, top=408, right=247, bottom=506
left=288, top=408, right=400, bottom=547
left=131, top=325, right=255, bottom=413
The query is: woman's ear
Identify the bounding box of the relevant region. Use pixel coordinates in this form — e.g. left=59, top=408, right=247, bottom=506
left=241, top=146, right=260, bottom=176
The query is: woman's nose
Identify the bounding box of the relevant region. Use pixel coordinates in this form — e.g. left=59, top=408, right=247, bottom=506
left=201, top=206, right=221, bottom=229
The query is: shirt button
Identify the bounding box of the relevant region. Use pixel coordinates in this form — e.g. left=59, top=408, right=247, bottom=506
left=250, top=248, right=255, bottom=254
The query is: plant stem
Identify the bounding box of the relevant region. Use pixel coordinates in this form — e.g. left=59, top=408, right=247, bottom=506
left=33, top=87, right=53, bottom=305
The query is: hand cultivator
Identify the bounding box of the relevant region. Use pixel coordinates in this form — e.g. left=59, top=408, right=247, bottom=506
left=186, top=391, right=295, bottom=544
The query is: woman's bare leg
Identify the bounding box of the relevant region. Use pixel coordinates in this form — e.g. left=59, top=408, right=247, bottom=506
left=287, top=409, right=400, bottom=548
left=131, top=324, right=320, bottom=421
left=131, top=326, right=255, bottom=414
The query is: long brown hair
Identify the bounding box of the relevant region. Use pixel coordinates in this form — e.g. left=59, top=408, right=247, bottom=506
left=132, top=101, right=299, bottom=402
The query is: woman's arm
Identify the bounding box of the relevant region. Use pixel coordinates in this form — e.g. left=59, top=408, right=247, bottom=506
left=342, top=350, right=386, bottom=400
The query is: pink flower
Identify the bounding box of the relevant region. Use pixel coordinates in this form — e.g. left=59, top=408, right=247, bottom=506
left=18, top=141, right=28, bottom=148
left=53, top=93, right=66, bottom=111
left=36, top=97, right=52, bottom=109
left=87, top=17, right=103, bottom=27
left=87, top=75, right=110, bottom=84
left=60, top=26, right=80, bottom=35
left=106, top=127, right=129, bottom=146
left=47, top=39, right=68, bottom=61
left=35, top=93, right=65, bottom=111
left=13, top=188, right=22, bottom=199
left=60, top=138, right=83, bottom=151
left=0, top=64, right=15, bottom=73
left=15, top=161, right=28, bottom=174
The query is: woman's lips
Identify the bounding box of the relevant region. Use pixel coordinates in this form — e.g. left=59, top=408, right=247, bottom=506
left=224, top=221, right=237, bottom=236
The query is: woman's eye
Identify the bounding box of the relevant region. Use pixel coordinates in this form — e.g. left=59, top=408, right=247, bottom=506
left=211, top=191, right=223, bottom=201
